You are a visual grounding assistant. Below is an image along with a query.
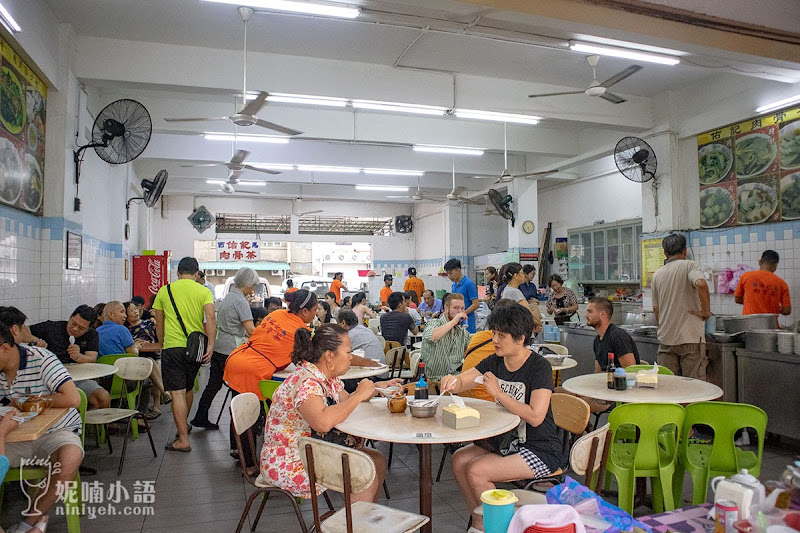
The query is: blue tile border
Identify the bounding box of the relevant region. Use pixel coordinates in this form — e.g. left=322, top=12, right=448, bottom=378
left=643, top=220, right=800, bottom=248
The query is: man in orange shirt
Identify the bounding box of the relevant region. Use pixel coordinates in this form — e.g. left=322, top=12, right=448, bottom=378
left=283, top=279, right=299, bottom=302
left=403, top=267, right=425, bottom=303
left=734, top=250, right=791, bottom=317
left=330, top=272, right=347, bottom=304
left=380, top=274, right=394, bottom=306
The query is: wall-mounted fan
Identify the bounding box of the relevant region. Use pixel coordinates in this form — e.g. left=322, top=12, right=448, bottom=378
left=614, top=136, right=659, bottom=216
left=164, top=8, right=301, bottom=136
left=528, top=55, right=642, bottom=104
left=395, top=215, right=413, bottom=233
left=488, top=188, right=515, bottom=227
left=73, top=98, right=152, bottom=211
left=124, top=170, right=168, bottom=240
left=469, top=123, right=557, bottom=183
left=188, top=205, right=215, bottom=233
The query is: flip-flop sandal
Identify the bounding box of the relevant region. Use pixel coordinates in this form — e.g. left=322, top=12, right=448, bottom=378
left=165, top=443, right=191, bottom=453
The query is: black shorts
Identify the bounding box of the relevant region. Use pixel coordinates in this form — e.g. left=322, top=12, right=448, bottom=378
left=161, top=347, right=201, bottom=392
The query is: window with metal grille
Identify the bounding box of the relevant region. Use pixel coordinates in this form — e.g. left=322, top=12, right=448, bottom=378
left=215, top=213, right=393, bottom=236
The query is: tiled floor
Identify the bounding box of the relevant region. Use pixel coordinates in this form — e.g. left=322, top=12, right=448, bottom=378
left=1, top=367, right=798, bottom=532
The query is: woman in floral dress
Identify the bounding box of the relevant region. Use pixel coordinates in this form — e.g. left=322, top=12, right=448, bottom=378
left=260, top=323, right=401, bottom=501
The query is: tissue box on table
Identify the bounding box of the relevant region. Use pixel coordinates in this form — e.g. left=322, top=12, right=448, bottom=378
left=441, top=404, right=480, bottom=429
left=636, top=371, right=658, bottom=388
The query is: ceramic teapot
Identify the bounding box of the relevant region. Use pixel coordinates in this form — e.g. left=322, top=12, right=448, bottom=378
left=711, top=469, right=783, bottom=520
left=387, top=392, right=407, bottom=414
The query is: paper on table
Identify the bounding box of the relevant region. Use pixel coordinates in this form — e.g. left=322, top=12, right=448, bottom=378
left=473, top=375, right=484, bottom=384
left=450, top=395, right=466, bottom=409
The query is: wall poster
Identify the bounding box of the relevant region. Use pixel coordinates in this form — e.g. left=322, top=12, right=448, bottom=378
left=0, top=36, right=46, bottom=216
left=641, top=237, right=664, bottom=288
left=697, top=106, right=800, bottom=228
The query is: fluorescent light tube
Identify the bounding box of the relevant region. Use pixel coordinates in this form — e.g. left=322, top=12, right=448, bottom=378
left=202, top=0, right=360, bottom=19
left=298, top=165, right=361, bottom=173
left=352, top=100, right=447, bottom=116
left=0, top=3, right=21, bottom=32
left=454, top=109, right=540, bottom=125
left=756, top=94, right=800, bottom=114
left=236, top=181, right=267, bottom=186
left=206, top=180, right=226, bottom=185
left=355, top=185, right=409, bottom=192
left=204, top=133, right=290, bottom=144
left=570, top=42, right=680, bottom=65
left=413, top=145, right=484, bottom=156
left=266, top=93, right=348, bottom=107
left=362, top=168, right=425, bottom=176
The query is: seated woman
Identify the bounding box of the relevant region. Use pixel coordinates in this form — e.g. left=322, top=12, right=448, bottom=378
left=313, top=301, right=333, bottom=327
left=260, top=324, right=401, bottom=502
left=440, top=304, right=564, bottom=532
left=351, top=292, right=376, bottom=325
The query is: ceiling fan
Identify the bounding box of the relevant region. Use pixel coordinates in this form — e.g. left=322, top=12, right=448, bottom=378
left=447, top=158, right=484, bottom=205
left=528, top=55, right=642, bottom=104
left=164, top=7, right=301, bottom=136
left=181, top=149, right=280, bottom=181
left=469, top=123, right=557, bottom=183
left=386, top=177, right=447, bottom=202
left=293, top=195, right=323, bottom=216
left=220, top=180, right=263, bottom=195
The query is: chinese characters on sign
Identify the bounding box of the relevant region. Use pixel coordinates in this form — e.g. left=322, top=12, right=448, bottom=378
left=56, top=479, right=155, bottom=520
left=216, top=240, right=260, bottom=261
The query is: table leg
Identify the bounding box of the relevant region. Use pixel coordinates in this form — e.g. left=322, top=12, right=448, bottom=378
left=417, top=443, right=432, bottom=533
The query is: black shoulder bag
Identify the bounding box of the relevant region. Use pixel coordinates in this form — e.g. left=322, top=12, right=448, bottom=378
left=167, top=284, right=208, bottom=363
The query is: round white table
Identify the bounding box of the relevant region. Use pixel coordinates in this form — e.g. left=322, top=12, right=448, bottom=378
left=561, top=373, right=723, bottom=404
left=64, top=363, right=118, bottom=381
left=272, top=364, right=390, bottom=381
left=337, top=396, right=519, bottom=533
left=548, top=357, right=578, bottom=372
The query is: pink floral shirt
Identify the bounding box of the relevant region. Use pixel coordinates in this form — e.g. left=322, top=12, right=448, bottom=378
left=259, top=361, right=344, bottom=498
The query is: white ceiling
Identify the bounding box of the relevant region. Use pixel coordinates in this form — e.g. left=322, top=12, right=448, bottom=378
left=43, top=0, right=800, bottom=202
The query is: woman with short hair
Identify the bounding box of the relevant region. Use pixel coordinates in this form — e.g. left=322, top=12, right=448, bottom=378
left=546, top=274, right=579, bottom=325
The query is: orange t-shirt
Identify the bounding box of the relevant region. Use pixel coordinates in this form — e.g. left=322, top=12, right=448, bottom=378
left=403, top=277, right=425, bottom=301
left=223, top=309, right=309, bottom=399
left=380, top=286, right=393, bottom=306
left=330, top=279, right=344, bottom=302
left=459, top=330, right=495, bottom=402
left=734, top=270, right=790, bottom=316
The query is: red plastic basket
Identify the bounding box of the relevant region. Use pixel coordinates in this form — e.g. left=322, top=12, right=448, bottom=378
left=524, top=524, right=576, bottom=533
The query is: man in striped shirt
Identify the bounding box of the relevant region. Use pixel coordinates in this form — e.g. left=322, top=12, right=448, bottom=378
left=420, top=293, right=471, bottom=382
left=0, top=307, right=83, bottom=533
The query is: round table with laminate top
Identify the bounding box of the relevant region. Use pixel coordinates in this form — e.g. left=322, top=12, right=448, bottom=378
left=64, top=363, right=118, bottom=381
left=272, top=364, right=390, bottom=381
left=561, top=373, right=723, bottom=404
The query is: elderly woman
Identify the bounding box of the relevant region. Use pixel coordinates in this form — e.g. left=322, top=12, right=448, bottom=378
left=546, top=274, right=579, bottom=325
left=261, top=324, right=401, bottom=501
left=191, top=267, right=259, bottom=430
left=440, top=304, right=564, bottom=532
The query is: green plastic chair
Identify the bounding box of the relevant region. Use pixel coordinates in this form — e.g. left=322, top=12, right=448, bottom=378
left=0, top=389, right=87, bottom=533
left=606, top=403, right=685, bottom=515
left=673, top=402, right=767, bottom=506
left=96, top=354, right=139, bottom=439
left=624, top=364, right=675, bottom=376
left=258, top=380, right=282, bottom=413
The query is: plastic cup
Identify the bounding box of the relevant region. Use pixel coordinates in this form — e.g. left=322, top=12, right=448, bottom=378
left=481, top=489, right=518, bottom=533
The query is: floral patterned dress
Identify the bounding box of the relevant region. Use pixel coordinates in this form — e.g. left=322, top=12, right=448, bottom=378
left=259, top=361, right=344, bottom=498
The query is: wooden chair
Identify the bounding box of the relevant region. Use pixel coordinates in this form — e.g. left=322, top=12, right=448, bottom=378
left=300, top=437, right=429, bottom=533
left=384, top=340, right=401, bottom=354
left=231, top=392, right=307, bottom=533
left=83, top=357, right=158, bottom=475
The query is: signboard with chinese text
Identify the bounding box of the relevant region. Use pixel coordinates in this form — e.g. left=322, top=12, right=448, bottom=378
left=697, top=106, right=800, bottom=228
left=216, top=240, right=260, bottom=261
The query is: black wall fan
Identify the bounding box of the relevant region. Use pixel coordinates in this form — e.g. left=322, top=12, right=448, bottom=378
left=124, top=170, right=168, bottom=240
left=614, top=136, right=660, bottom=215
left=488, top=188, right=515, bottom=227
left=73, top=98, right=153, bottom=211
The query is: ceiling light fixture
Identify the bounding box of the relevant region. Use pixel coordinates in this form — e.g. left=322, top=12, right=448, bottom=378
left=206, top=180, right=226, bottom=185
left=570, top=42, right=680, bottom=65
left=297, top=164, right=361, bottom=173
left=265, top=92, right=348, bottom=107
left=202, top=0, right=360, bottom=19
left=362, top=168, right=425, bottom=176
left=355, top=185, right=409, bottom=192
left=203, top=133, right=290, bottom=144
left=413, top=145, right=484, bottom=156
left=351, top=99, right=447, bottom=116
left=755, top=93, right=800, bottom=114
left=0, top=3, right=21, bottom=33
left=454, top=109, right=541, bottom=125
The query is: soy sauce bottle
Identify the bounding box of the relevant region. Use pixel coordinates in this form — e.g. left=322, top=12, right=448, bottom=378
left=607, top=353, right=616, bottom=390
left=415, top=363, right=429, bottom=400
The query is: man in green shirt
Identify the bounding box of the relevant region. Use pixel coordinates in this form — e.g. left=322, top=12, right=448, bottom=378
left=153, top=257, right=216, bottom=453
left=420, top=293, right=471, bottom=382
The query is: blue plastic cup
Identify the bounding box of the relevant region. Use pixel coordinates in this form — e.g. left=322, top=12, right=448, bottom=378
left=481, top=489, right=518, bottom=533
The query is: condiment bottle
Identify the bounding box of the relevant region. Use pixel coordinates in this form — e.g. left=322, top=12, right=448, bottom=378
left=614, top=367, right=627, bottom=391
left=606, top=353, right=615, bottom=390
left=414, top=364, right=429, bottom=400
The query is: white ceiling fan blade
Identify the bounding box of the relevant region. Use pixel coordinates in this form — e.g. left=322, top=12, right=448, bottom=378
left=164, top=116, right=229, bottom=123
left=230, top=150, right=249, bottom=165
left=514, top=169, right=559, bottom=178
left=243, top=164, right=281, bottom=175
left=181, top=162, right=224, bottom=168
left=600, top=92, right=627, bottom=104
left=599, top=65, right=643, bottom=88
left=254, top=119, right=302, bottom=136
left=466, top=175, right=496, bottom=179
left=240, top=91, right=267, bottom=116
left=299, top=210, right=323, bottom=216
left=528, top=91, right=584, bottom=99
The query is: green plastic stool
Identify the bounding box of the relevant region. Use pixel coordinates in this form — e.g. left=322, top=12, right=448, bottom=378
left=258, top=380, right=282, bottom=414
left=624, top=364, right=675, bottom=376
left=673, top=402, right=767, bottom=506
left=606, top=403, right=685, bottom=515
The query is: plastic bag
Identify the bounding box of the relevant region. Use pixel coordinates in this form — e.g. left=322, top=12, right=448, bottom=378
left=717, top=268, right=733, bottom=294
left=546, top=476, right=651, bottom=533
left=728, top=263, right=753, bottom=293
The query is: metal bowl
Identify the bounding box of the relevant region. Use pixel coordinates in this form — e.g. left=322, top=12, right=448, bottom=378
left=722, top=314, right=778, bottom=334
left=408, top=402, right=437, bottom=418
left=543, top=354, right=566, bottom=366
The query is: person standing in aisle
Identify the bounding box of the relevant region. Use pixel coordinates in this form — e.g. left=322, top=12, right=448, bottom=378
left=734, top=250, right=791, bottom=319
left=404, top=267, right=425, bottom=302
left=330, top=272, right=347, bottom=305
left=651, top=234, right=711, bottom=379
left=444, top=258, right=480, bottom=334
left=380, top=274, right=394, bottom=306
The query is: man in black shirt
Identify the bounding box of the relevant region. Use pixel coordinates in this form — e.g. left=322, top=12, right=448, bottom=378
left=132, top=295, right=152, bottom=321
left=30, top=305, right=110, bottom=409
left=379, top=292, right=419, bottom=345
left=585, top=298, right=640, bottom=371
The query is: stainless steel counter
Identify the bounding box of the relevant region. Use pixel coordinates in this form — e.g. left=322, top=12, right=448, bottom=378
left=736, top=349, right=800, bottom=440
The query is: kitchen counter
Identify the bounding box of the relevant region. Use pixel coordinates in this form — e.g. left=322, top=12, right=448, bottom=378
left=736, top=349, right=800, bottom=440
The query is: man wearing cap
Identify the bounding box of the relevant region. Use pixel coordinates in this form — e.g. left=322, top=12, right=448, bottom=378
left=380, top=274, right=394, bottom=306
left=404, top=267, right=425, bottom=303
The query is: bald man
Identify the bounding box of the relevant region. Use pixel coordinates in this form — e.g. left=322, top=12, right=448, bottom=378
left=96, top=301, right=140, bottom=356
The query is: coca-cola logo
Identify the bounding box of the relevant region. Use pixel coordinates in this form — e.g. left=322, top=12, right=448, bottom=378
left=147, top=259, right=163, bottom=295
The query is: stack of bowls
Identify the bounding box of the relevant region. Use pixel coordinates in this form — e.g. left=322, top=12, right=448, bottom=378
left=777, top=331, right=795, bottom=354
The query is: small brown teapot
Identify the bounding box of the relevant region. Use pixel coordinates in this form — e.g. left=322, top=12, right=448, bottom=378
left=387, top=392, right=407, bottom=414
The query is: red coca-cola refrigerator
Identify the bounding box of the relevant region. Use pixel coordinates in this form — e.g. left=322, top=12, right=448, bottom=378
left=132, top=252, right=171, bottom=304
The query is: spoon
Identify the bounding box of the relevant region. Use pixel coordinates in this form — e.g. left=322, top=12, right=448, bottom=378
left=69, top=336, right=75, bottom=345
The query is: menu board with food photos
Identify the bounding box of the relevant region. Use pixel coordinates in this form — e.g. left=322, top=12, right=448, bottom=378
left=697, top=106, right=800, bottom=228
left=0, top=36, right=46, bottom=216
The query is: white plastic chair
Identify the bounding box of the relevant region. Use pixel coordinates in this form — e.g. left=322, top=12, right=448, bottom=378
left=300, top=437, right=429, bottom=533
left=368, top=318, right=381, bottom=334
left=400, top=350, right=421, bottom=380
left=376, top=334, right=386, bottom=352
left=536, top=343, right=569, bottom=355
left=384, top=346, right=407, bottom=378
